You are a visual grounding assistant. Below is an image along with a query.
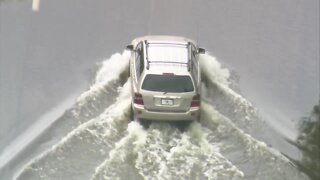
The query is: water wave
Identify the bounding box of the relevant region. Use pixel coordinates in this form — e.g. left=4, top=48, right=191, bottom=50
left=15, top=52, right=308, bottom=180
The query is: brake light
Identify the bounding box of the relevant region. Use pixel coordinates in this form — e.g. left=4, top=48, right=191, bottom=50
left=190, top=94, right=200, bottom=107
left=134, top=93, right=144, bottom=105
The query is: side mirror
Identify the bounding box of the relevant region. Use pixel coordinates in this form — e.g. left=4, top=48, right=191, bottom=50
left=126, top=45, right=134, bottom=51
left=198, top=48, right=205, bottom=54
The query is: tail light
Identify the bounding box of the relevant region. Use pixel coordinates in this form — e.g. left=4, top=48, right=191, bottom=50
left=190, top=94, right=200, bottom=107
left=134, top=93, right=144, bottom=105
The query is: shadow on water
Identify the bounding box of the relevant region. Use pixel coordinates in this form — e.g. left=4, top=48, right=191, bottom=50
left=293, top=103, right=320, bottom=180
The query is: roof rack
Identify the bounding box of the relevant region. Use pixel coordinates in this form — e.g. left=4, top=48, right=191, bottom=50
left=145, top=40, right=192, bottom=71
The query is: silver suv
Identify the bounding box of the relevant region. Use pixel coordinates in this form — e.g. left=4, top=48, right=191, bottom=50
left=126, top=36, right=205, bottom=121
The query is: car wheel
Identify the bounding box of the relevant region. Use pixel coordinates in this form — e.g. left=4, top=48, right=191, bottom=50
left=139, top=119, right=151, bottom=129
left=130, top=104, right=134, bottom=121
left=197, top=112, right=201, bottom=122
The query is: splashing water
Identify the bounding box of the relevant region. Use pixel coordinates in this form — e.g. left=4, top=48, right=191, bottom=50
left=15, top=52, right=309, bottom=180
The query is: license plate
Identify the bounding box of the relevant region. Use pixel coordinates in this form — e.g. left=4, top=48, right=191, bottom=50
left=161, top=98, right=174, bottom=105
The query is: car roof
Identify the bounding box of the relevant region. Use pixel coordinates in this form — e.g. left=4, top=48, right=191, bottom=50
left=147, top=43, right=190, bottom=75
left=131, top=36, right=197, bottom=76
left=131, top=35, right=197, bottom=47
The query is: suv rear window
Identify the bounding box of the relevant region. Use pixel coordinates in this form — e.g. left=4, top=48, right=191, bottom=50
left=142, top=74, right=194, bottom=92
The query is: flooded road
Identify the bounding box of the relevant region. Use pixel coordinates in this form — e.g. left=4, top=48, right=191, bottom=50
left=0, top=0, right=319, bottom=179
left=14, top=53, right=308, bottom=179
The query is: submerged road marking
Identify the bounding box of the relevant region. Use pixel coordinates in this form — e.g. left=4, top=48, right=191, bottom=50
left=32, top=0, right=40, bottom=12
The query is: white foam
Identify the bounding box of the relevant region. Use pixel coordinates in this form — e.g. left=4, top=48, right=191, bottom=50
left=92, top=121, right=243, bottom=180
left=77, top=51, right=130, bottom=104
left=14, top=52, right=131, bottom=179
left=201, top=102, right=289, bottom=162
left=200, top=54, right=300, bottom=141
left=155, top=123, right=244, bottom=180
left=199, top=53, right=231, bottom=87
left=15, top=80, right=132, bottom=179
left=202, top=102, right=310, bottom=179
left=13, top=51, right=304, bottom=180
left=200, top=53, right=256, bottom=119
left=92, top=121, right=147, bottom=179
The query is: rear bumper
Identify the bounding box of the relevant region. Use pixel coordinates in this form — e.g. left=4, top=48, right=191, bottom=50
left=132, top=103, right=200, bottom=121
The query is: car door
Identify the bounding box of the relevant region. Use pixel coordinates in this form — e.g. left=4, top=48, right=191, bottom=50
left=132, top=42, right=144, bottom=91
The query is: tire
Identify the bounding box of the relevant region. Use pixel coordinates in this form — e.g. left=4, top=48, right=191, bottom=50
left=130, top=104, right=134, bottom=121
left=197, top=112, right=201, bottom=122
